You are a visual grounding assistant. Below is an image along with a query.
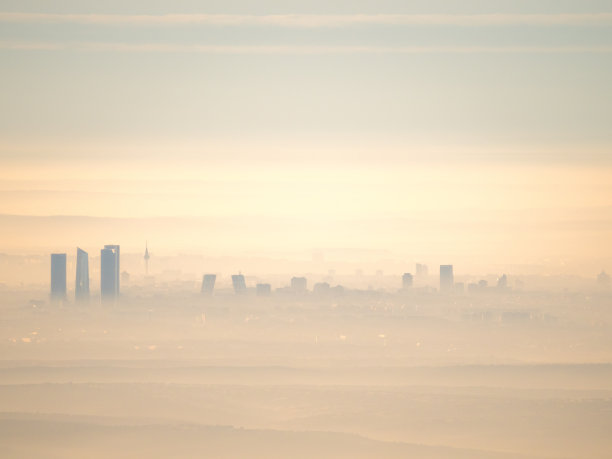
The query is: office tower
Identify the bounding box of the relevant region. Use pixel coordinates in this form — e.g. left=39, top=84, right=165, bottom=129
left=439, top=265, right=454, bottom=292
left=101, top=245, right=120, bottom=301
left=50, top=253, right=67, bottom=300
left=291, top=276, right=307, bottom=293
left=201, top=274, right=216, bottom=294
left=75, top=247, right=89, bottom=301
left=256, top=283, right=271, bottom=296
left=232, top=274, right=247, bottom=294
left=497, top=274, right=508, bottom=289
left=144, top=242, right=150, bottom=275
left=416, top=263, right=429, bottom=277
left=402, top=273, right=413, bottom=289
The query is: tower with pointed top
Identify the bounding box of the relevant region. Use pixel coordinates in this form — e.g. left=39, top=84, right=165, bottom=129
left=144, top=242, right=150, bottom=276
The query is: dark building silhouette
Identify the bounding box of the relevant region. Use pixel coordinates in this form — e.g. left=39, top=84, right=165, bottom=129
left=291, top=276, right=307, bottom=293
left=50, top=253, right=67, bottom=300
left=497, top=274, right=508, bottom=289
left=232, top=274, right=247, bottom=294
left=402, top=273, right=413, bottom=289
left=256, top=283, right=271, bottom=296
left=101, top=245, right=120, bottom=301
left=75, top=248, right=89, bottom=301
left=201, top=274, right=216, bottom=294
left=439, top=265, right=454, bottom=292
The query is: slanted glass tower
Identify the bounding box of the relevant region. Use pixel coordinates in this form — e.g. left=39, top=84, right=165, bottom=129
left=201, top=274, right=216, bottom=295
left=101, top=245, right=120, bottom=301
left=50, top=253, right=67, bottom=300
left=75, top=247, right=89, bottom=301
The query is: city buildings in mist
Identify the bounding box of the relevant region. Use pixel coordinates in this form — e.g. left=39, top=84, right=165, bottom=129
left=402, top=273, right=414, bottom=290
left=201, top=274, right=216, bottom=295
left=439, top=265, right=454, bottom=293
left=232, top=274, right=247, bottom=295
left=43, top=241, right=612, bottom=303
left=101, top=245, right=120, bottom=302
left=50, top=253, right=66, bottom=300
left=75, top=248, right=89, bottom=302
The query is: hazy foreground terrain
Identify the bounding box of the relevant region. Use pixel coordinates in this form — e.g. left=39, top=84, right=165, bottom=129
left=1, top=285, right=611, bottom=458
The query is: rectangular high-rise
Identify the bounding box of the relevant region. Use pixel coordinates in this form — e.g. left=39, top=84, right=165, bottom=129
left=440, top=265, right=454, bottom=292
left=75, top=247, right=89, bottom=301
left=291, top=276, right=307, bottom=293
left=232, top=274, right=247, bottom=294
left=201, top=274, right=216, bottom=295
left=50, top=253, right=67, bottom=300
left=416, top=263, right=428, bottom=278
left=101, top=245, right=120, bottom=301
left=402, top=273, right=413, bottom=289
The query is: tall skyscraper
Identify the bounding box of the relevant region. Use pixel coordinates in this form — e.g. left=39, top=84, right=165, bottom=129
left=75, top=247, right=89, bottom=301
left=101, top=245, right=120, bottom=301
left=402, top=272, right=413, bottom=289
left=50, top=253, right=67, bottom=300
left=232, top=274, right=247, bottom=294
left=440, top=265, right=454, bottom=292
left=201, top=274, right=216, bottom=294
left=144, top=242, right=150, bottom=276
left=291, top=276, right=307, bottom=293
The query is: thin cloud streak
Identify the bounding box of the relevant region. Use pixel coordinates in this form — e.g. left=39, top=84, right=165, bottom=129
left=2, top=41, right=612, bottom=54
left=2, top=12, right=612, bottom=27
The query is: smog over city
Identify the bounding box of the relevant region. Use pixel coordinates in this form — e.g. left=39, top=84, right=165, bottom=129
left=1, top=1, right=612, bottom=458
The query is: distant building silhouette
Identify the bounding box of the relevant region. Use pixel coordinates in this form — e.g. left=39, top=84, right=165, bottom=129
left=50, top=253, right=67, bottom=300
left=416, top=263, right=429, bottom=278
left=256, top=283, right=271, bottom=296
left=313, top=282, right=330, bottom=295
left=439, top=265, right=454, bottom=292
left=101, top=245, right=120, bottom=301
left=144, top=242, right=150, bottom=276
left=75, top=248, right=89, bottom=301
left=201, top=274, right=216, bottom=294
left=598, top=270, right=611, bottom=288
left=232, top=274, right=247, bottom=294
left=402, top=273, right=413, bottom=289
left=497, top=274, right=508, bottom=289
left=478, top=279, right=488, bottom=289
left=291, top=276, right=307, bottom=293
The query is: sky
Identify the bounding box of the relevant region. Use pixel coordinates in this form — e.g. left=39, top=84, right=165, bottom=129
left=0, top=1, right=611, bottom=272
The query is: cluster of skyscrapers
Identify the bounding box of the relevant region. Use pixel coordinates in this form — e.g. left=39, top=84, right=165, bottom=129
left=51, top=245, right=464, bottom=300
left=50, top=245, right=121, bottom=302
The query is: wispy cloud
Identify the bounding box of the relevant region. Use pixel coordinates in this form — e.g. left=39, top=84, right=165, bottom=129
left=1, top=12, right=612, bottom=27
left=2, top=41, right=612, bottom=54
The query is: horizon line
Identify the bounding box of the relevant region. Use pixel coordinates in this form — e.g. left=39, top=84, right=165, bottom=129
left=2, top=12, right=612, bottom=27
left=3, top=41, right=612, bottom=54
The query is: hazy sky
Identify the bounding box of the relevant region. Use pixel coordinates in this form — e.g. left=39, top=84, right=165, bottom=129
left=1, top=1, right=611, bottom=269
